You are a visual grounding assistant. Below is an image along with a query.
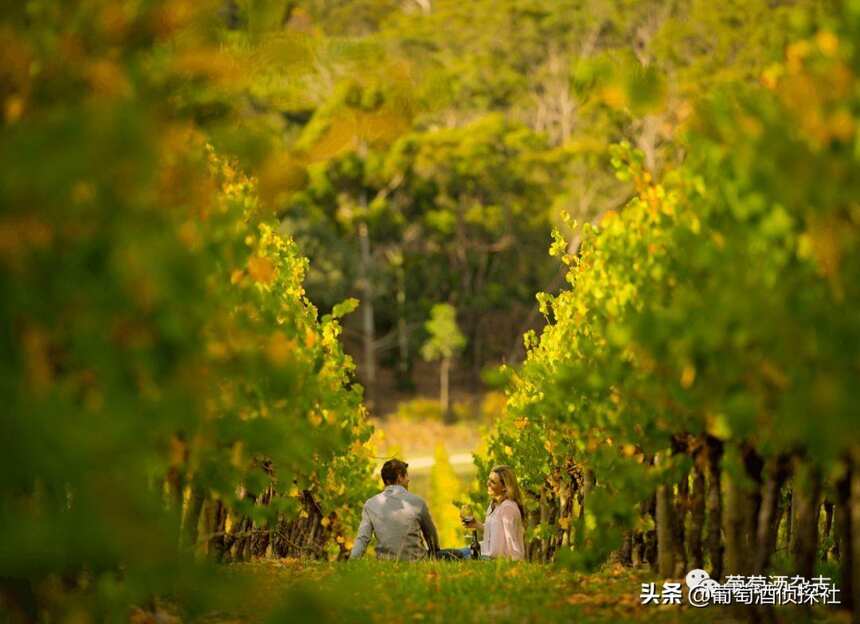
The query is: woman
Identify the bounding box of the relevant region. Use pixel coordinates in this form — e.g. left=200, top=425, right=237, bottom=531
left=439, top=465, right=525, bottom=560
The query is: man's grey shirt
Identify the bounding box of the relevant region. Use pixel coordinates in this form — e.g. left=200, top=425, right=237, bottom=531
left=349, top=485, right=439, bottom=561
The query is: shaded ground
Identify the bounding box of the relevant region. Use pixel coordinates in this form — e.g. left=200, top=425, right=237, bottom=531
left=196, top=560, right=849, bottom=624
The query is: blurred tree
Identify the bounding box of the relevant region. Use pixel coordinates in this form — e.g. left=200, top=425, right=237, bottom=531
left=382, top=115, right=561, bottom=376
left=421, top=304, right=466, bottom=419
left=0, top=0, right=376, bottom=617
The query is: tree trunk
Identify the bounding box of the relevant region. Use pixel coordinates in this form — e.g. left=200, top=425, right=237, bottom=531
left=573, top=469, right=595, bottom=558
left=251, top=486, right=273, bottom=557
left=357, top=217, right=376, bottom=407
left=639, top=455, right=658, bottom=569
left=850, top=451, right=860, bottom=622
left=222, top=0, right=241, bottom=29
left=655, top=453, right=675, bottom=578
left=754, top=454, right=791, bottom=573
left=644, top=529, right=658, bottom=568
left=440, top=356, right=451, bottom=421
left=673, top=473, right=689, bottom=577
left=619, top=531, right=634, bottom=566
left=540, top=484, right=551, bottom=562
left=202, top=497, right=228, bottom=561
left=724, top=470, right=744, bottom=576
left=705, top=435, right=725, bottom=580
left=823, top=499, right=835, bottom=560
left=238, top=514, right=255, bottom=560
left=836, top=455, right=854, bottom=612
left=559, top=468, right=574, bottom=549
left=631, top=531, right=644, bottom=566
left=720, top=445, right=763, bottom=622
left=182, top=483, right=205, bottom=550
left=395, top=262, right=409, bottom=387
left=742, top=444, right=764, bottom=573
left=791, top=461, right=822, bottom=582
left=165, top=434, right=186, bottom=512
left=687, top=447, right=706, bottom=570
left=527, top=496, right=542, bottom=561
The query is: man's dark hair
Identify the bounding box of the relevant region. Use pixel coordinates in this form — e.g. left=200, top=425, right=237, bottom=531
left=381, top=459, right=408, bottom=486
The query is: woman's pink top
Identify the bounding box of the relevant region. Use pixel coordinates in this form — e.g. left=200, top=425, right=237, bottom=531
left=480, top=499, right=525, bottom=560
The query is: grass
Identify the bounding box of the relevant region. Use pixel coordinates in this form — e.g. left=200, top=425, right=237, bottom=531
left=195, top=559, right=850, bottom=624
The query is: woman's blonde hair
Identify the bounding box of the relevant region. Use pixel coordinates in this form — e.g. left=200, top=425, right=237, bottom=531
left=491, top=465, right=524, bottom=519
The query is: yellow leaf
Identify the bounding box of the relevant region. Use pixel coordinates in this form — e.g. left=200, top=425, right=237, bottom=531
left=266, top=331, right=295, bottom=367
left=230, top=441, right=244, bottom=468
left=806, top=215, right=843, bottom=299
left=680, top=364, right=696, bottom=389
left=599, top=210, right=617, bottom=224
left=248, top=255, right=276, bottom=285
left=86, top=59, right=130, bottom=98
left=5, top=95, right=24, bottom=123
left=828, top=109, right=855, bottom=142
left=207, top=341, right=228, bottom=360
left=258, top=152, right=307, bottom=210
left=178, top=221, right=200, bottom=250
left=600, top=85, right=628, bottom=110
left=816, top=31, right=839, bottom=57
left=21, top=326, right=52, bottom=391
left=786, top=40, right=811, bottom=72
left=171, top=49, right=239, bottom=86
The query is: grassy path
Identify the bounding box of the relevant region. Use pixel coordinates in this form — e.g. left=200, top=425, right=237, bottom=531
left=199, top=560, right=848, bottom=624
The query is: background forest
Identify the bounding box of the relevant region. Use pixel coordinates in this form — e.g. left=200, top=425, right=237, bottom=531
left=2, top=0, right=859, bottom=622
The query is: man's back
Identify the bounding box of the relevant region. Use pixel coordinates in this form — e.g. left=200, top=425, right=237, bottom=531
left=350, top=484, right=439, bottom=561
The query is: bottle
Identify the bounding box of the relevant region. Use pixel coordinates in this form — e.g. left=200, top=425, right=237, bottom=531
left=470, top=529, right=480, bottom=560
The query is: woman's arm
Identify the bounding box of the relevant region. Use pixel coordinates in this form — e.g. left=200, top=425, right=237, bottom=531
left=499, top=503, right=525, bottom=561
left=462, top=517, right=484, bottom=531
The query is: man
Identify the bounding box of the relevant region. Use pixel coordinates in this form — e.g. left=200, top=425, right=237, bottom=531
left=349, top=459, right=440, bottom=560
